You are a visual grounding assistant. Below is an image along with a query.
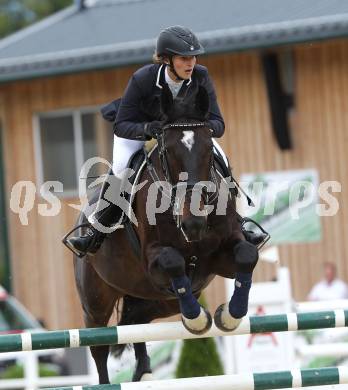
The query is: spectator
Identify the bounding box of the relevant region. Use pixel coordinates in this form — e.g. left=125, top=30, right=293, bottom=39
left=308, top=262, right=348, bottom=301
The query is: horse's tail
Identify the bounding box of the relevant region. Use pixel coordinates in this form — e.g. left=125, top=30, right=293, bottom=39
left=109, top=343, right=128, bottom=358
left=109, top=295, right=153, bottom=357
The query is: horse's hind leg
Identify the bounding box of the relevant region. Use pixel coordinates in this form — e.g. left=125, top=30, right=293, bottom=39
left=90, top=344, right=110, bottom=384
left=118, top=296, right=153, bottom=381
left=84, top=292, right=117, bottom=384
left=133, top=343, right=152, bottom=381
left=74, top=258, right=118, bottom=384
left=118, top=295, right=180, bottom=382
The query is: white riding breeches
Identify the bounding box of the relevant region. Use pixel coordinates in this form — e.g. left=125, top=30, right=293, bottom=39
left=112, top=135, right=145, bottom=175
left=112, top=135, right=229, bottom=176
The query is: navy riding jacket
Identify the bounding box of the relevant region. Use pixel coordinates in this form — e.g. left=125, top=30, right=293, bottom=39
left=114, top=63, right=225, bottom=140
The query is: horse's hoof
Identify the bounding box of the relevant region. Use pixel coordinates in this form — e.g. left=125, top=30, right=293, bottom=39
left=132, top=355, right=152, bottom=382
left=133, top=369, right=153, bottom=382
left=181, top=306, right=212, bottom=335
left=140, top=373, right=154, bottom=381
left=214, top=303, right=242, bottom=332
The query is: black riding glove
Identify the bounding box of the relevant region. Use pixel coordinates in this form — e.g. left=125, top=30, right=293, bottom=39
left=144, top=121, right=163, bottom=139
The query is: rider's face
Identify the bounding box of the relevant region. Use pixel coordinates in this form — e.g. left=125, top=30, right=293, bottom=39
left=169, top=55, right=196, bottom=80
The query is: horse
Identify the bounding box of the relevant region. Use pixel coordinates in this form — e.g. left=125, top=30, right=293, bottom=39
left=72, top=84, right=259, bottom=384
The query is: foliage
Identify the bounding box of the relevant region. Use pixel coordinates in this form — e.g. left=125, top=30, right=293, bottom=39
left=298, top=329, right=317, bottom=344
left=175, top=295, right=224, bottom=378
left=306, top=356, right=337, bottom=369
left=0, top=363, right=59, bottom=378
left=0, top=0, right=73, bottom=39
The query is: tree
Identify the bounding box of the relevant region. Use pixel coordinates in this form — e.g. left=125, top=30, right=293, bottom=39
left=175, top=337, right=224, bottom=378
left=0, top=0, right=73, bottom=39
left=24, top=0, right=73, bottom=20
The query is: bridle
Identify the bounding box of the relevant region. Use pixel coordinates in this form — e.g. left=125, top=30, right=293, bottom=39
left=144, top=122, right=219, bottom=230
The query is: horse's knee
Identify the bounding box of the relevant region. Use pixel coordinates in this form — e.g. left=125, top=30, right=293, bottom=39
left=156, top=247, right=185, bottom=278
left=233, top=241, right=258, bottom=272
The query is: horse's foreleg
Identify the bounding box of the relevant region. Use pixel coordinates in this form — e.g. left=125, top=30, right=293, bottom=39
left=155, top=246, right=212, bottom=335
left=214, top=240, right=258, bottom=332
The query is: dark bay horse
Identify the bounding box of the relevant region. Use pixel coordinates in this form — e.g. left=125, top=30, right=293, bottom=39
left=73, top=85, right=259, bottom=384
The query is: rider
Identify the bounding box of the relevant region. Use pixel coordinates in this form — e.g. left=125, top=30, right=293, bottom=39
left=66, top=25, right=265, bottom=257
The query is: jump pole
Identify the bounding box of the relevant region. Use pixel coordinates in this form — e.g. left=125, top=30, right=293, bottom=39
left=43, top=366, right=348, bottom=390
left=0, top=309, right=346, bottom=353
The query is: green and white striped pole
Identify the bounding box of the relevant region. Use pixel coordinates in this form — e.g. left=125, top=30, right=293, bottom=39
left=0, top=310, right=346, bottom=353
left=43, top=367, right=348, bottom=390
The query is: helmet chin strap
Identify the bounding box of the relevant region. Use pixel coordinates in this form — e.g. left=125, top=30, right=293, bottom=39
left=168, top=57, right=185, bottom=81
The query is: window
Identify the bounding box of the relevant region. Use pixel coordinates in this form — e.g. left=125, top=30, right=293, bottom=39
left=35, top=109, right=113, bottom=196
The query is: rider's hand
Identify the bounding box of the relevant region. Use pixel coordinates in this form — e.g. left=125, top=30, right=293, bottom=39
left=144, top=121, right=163, bottom=139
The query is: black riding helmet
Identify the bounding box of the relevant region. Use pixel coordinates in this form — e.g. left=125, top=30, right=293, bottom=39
left=156, top=25, right=205, bottom=57
left=156, top=26, right=204, bottom=80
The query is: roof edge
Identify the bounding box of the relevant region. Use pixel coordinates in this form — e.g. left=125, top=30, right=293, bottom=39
left=1, top=33, right=347, bottom=84
left=1, top=11, right=348, bottom=82
left=1, top=11, right=348, bottom=67
left=0, top=37, right=155, bottom=66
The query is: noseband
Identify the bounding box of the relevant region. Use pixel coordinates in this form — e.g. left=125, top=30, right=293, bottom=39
left=144, top=122, right=219, bottom=228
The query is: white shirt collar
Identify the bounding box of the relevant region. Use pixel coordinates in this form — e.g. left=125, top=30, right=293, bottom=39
left=165, top=66, right=184, bottom=86
left=155, top=64, right=192, bottom=89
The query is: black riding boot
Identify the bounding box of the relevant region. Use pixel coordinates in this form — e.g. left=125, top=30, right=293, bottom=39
left=242, top=230, right=269, bottom=247
left=66, top=172, right=123, bottom=256
left=213, top=149, right=269, bottom=248
left=240, top=216, right=270, bottom=249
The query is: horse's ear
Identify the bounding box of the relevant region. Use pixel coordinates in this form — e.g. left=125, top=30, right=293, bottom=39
left=195, top=86, right=210, bottom=119
left=160, top=83, right=174, bottom=116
